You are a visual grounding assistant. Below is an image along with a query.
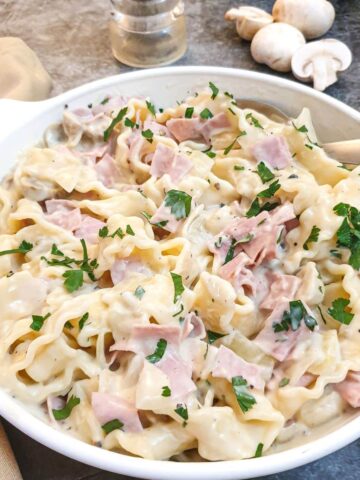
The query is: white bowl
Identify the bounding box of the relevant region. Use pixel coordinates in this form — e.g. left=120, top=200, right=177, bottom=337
left=0, top=66, right=360, bottom=479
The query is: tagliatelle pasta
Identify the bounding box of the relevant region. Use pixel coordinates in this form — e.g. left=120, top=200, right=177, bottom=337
left=1, top=84, right=360, bottom=461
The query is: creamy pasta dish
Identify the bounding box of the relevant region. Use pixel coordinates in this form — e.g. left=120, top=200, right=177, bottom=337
left=1, top=83, right=360, bottom=461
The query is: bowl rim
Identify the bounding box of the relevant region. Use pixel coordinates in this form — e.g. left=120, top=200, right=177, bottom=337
left=1, top=65, right=359, bottom=479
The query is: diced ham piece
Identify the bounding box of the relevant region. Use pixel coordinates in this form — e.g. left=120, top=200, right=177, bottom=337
left=95, top=153, right=119, bottom=187
left=156, top=350, right=196, bottom=400
left=260, top=272, right=301, bottom=310
left=166, top=118, right=203, bottom=143
left=45, top=199, right=82, bottom=231
left=92, top=392, right=143, bottom=432
left=74, top=215, right=106, bottom=244
left=252, top=136, right=292, bottom=169
left=166, top=113, right=232, bottom=144
left=270, top=203, right=296, bottom=226
left=150, top=143, right=192, bottom=182
left=143, top=120, right=171, bottom=138
left=211, top=345, right=264, bottom=389
left=110, top=259, right=152, bottom=285
left=254, top=303, right=308, bottom=362
left=199, top=113, right=232, bottom=143
left=219, top=252, right=257, bottom=294
left=223, top=211, right=269, bottom=243
left=150, top=204, right=180, bottom=233
left=334, top=371, right=360, bottom=408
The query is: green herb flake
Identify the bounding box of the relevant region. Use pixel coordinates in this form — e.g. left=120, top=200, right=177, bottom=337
left=328, top=298, right=354, bottom=325
left=79, top=312, right=89, bottom=330
left=30, top=312, right=50, bottom=332
left=164, top=189, right=192, bottom=220
left=333, top=202, right=360, bottom=269
left=255, top=443, right=264, bottom=458
left=161, top=386, right=171, bottom=397
left=279, top=378, right=290, bottom=388
left=51, top=244, right=64, bottom=256
left=64, top=321, right=73, bottom=330
left=231, top=376, right=256, bottom=413
left=224, top=131, right=246, bottom=155
left=292, top=122, right=308, bottom=133
left=146, top=338, right=167, bottom=363
left=102, top=418, right=124, bottom=434
left=52, top=395, right=80, bottom=421
left=0, top=240, right=33, bottom=257
left=185, top=107, right=194, bottom=118
left=126, top=225, right=135, bottom=236
left=174, top=403, right=188, bottom=422
left=203, top=145, right=216, bottom=158
left=224, top=239, right=236, bottom=265
left=134, top=286, right=145, bottom=300
left=141, top=129, right=154, bottom=143
left=207, top=330, right=227, bottom=344
left=103, top=107, right=128, bottom=141
left=273, top=300, right=317, bottom=333
left=257, top=179, right=281, bottom=198
left=234, top=165, right=245, bottom=171
left=256, top=162, right=275, bottom=183
left=224, top=91, right=234, bottom=99
left=100, top=97, right=110, bottom=105
left=200, top=108, right=213, bottom=120
left=63, top=270, right=83, bottom=293
left=124, top=117, right=136, bottom=128
left=303, top=226, right=320, bottom=250
left=170, top=272, right=185, bottom=303
left=98, top=226, right=109, bottom=238
left=246, top=198, right=279, bottom=218
left=146, top=100, right=156, bottom=116
left=246, top=113, right=263, bottom=129
left=209, top=81, right=219, bottom=100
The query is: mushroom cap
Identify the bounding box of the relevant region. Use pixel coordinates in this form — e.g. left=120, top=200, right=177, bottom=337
left=273, top=0, right=335, bottom=39
left=292, top=39, right=353, bottom=91
left=251, top=23, right=306, bottom=73
left=225, top=6, right=273, bottom=41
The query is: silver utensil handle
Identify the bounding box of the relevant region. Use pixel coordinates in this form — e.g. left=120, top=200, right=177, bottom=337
left=323, top=140, right=360, bottom=165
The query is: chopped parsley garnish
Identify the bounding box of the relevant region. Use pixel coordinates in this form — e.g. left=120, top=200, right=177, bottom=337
left=303, top=226, right=320, bottom=250
left=63, top=270, right=83, bottom=293
left=231, top=376, right=256, bottom=413
left=174, top=403, right=188, bottom=423
left=52, top=395, right=80, bottom=421
left=170, top=272, right=185, bottom=303
left=203, top=145, right=216, bottom=158
left=256, top=162, right=275, bottom=183
left=224, top=239, right=236, bottom=264
left=51, top=244, right=64, bottom=256
left=200, top=108, right=213, bottom=120
left=273, top=300, right=317, bottom=333
left=223, top=131, right=246, bottom=155
left=246, top=113, right=263, bottom=129
left=164, top=189, right=192, bottom=220
left=185, top=107, right=194, bottom=118
left=142, top=129, right=154, bottom=143
left=134, top=286, right=145, bottom=300
left=255, top=443, right=264, bottom=458
left=102, top=419, right=124, bottom=434
left=257, top=179, right=281, bottom=198
left=103, top=107, right=128, bottom=141
left=305, top=144, right=313, bottom=150
left=207, top=330, right=227, bottom=344
left=64, top=321, right=73, bottom=330
left=126, top=224, right=135, bottom=236
left=141, top=211, right=169, bottom=229
left=146, top=338, right=167, bottom=363
left=78, top=312, right=89, bottom=330
left=30, top=312, right=50, bottom=331
left=209, top=81, right=219, bottom=100
left=224, top=91, right=234, bottom=99
left=333, top=202, right=360, bottom=269
left=246, top=198, right=279, bottom=218
left=172, top=304, right=184, bottom=317
left=124, top=117, right=136, bottom=128
left=161, top=386, right=171, bottom=397
left=0, top=240, right=33, bottom=256
left=146, top=100, right=156, bottom=116
left=292, top=122, right=308, bottom=133
left=214, top=236, right=223, bottom=248
left=279, top=378, right=290, bottom=388
left=98, top=226, right=109, bottom=238
left=234, top=165, right=245, bottom=171
left=328, top=298, right=354, bottom=325
left=100, top=97, right=110, bottom=105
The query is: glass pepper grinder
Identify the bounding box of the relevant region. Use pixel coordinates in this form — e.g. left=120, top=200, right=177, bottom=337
left=109, top=0, right=187, bottom=68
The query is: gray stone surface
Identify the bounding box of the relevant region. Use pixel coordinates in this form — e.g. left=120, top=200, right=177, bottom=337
left=1, top=0, right=360, bottom=479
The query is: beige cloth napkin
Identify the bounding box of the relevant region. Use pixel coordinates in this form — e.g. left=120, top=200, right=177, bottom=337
left=0, top=421, right=23, bottom=480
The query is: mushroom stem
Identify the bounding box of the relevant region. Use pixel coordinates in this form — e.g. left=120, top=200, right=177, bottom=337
left=311, top=56, right=338, bottom=91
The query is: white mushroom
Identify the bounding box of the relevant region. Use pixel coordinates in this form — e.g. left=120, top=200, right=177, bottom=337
left=251, top=23, right=305, bottom=73
left=273, top=0, right=335, bottom=40
left=292, top=39, right=352, bottom=91
left=225, top=6, right=273, bottom=41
